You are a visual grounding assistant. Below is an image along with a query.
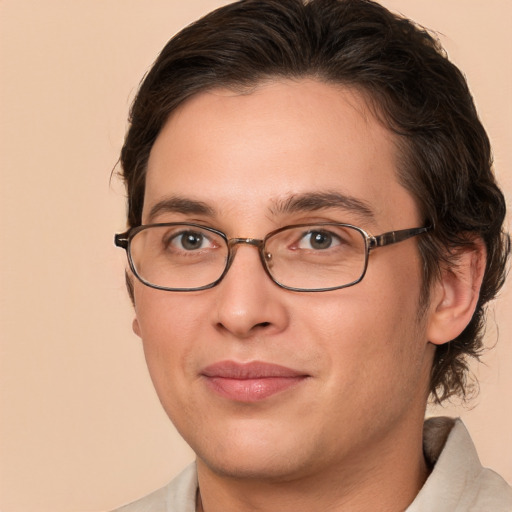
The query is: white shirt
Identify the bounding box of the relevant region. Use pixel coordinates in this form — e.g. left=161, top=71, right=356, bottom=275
left=113, top=417, right=512, bottom=511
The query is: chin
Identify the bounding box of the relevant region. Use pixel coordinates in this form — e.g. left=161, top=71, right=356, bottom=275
left=187, top=421, right=317, bottom=482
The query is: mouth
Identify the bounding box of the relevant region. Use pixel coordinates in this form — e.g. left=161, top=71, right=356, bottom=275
left=200, top=360, right=309, bottom=403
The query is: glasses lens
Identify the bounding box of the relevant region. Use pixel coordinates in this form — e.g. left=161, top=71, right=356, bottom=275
left=264, top=224, right=367, bottom=290
left=129, top=224, right=228, bottom=290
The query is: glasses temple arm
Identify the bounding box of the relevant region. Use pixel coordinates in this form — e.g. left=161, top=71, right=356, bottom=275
left=369, top=226, right=431, bottom=249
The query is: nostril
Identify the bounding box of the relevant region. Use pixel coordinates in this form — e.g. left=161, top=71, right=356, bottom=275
left=215, top=320, right=273, bottom=338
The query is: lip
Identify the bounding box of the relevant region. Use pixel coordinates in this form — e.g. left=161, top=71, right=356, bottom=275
left=201, top=361, right=309, bottom=403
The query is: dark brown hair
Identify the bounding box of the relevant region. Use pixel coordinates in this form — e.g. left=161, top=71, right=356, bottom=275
left=119, top=0, right=510, bottom=403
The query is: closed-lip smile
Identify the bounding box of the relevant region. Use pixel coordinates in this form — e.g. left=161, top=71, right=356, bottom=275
left=201, top=360, right=309, bottom=402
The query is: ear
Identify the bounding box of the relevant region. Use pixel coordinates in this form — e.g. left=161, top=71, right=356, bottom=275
left=132, top=317, right=142, bottom=338
left=427, top=239, right=486, bottom=345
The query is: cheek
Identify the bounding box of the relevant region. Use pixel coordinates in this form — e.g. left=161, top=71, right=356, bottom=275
left=133, top=287, right=204, bottom=393
left=302, top=254, right=427, bottom=390
left=133, top=290, right=219, bottom=439
left=135, top=284, right=208, bottom=341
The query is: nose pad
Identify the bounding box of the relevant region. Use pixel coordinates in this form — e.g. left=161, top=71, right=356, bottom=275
left=263, top=250, right=274, bottom=271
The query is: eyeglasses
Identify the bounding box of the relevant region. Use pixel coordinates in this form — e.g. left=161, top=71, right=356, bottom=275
left=115, top=222, right=430, bottom=292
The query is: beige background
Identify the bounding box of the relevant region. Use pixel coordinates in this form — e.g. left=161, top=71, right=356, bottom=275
left=0, top=1, right=510, bottom=511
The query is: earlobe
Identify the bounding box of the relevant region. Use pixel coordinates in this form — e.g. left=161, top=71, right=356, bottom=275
left=427, top=240, right=486, bottom=345
left=132, top=317, right=142, bottom=338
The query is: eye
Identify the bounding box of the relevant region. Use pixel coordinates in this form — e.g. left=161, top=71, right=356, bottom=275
left=298, top=230, right=341, bottom=250
left=168, top=230, right=213, bottom=251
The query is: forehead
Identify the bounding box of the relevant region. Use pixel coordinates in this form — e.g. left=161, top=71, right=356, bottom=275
left=144, top=79, right=419, bottom=230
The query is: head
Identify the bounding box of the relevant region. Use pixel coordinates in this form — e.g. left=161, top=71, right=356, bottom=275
left=119, top=0, right=509, bottom=405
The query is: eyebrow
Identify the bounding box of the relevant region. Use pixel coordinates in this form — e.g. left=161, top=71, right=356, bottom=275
left=270, top=191, right=376, bottom=221
left=147, top=196, right=215, bottom=222
left=146, top=191, right=376, bottom=224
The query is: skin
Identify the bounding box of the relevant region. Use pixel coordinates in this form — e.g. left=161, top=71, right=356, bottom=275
left=131, top=79, right=484, bottom=511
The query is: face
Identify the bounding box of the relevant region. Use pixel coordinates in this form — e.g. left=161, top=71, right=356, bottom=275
left=132, top=80, right=436, bottom=483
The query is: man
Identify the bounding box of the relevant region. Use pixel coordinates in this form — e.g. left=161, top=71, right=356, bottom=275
left=113, top=0, right=511, bottom=510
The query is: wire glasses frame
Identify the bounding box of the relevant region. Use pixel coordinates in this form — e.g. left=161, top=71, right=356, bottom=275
left=115, top=222, right=431, bottom=293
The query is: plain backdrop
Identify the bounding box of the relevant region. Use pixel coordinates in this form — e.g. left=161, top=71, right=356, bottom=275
left=0, top=1, right=511, bottom=511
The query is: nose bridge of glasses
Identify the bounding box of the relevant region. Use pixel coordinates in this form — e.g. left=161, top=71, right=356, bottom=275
left=227, top=237, right=264, bottom=249
left=225, top=237, right=269, bottom=274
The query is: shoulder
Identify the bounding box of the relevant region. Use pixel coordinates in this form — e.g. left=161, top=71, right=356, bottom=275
left=408, top=417, right=512, bottom=511
left=111, top=463, right=198, bottom=512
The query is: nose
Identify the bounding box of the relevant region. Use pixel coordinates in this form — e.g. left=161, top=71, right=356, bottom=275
left=213, top=242, right=289, bottom=339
